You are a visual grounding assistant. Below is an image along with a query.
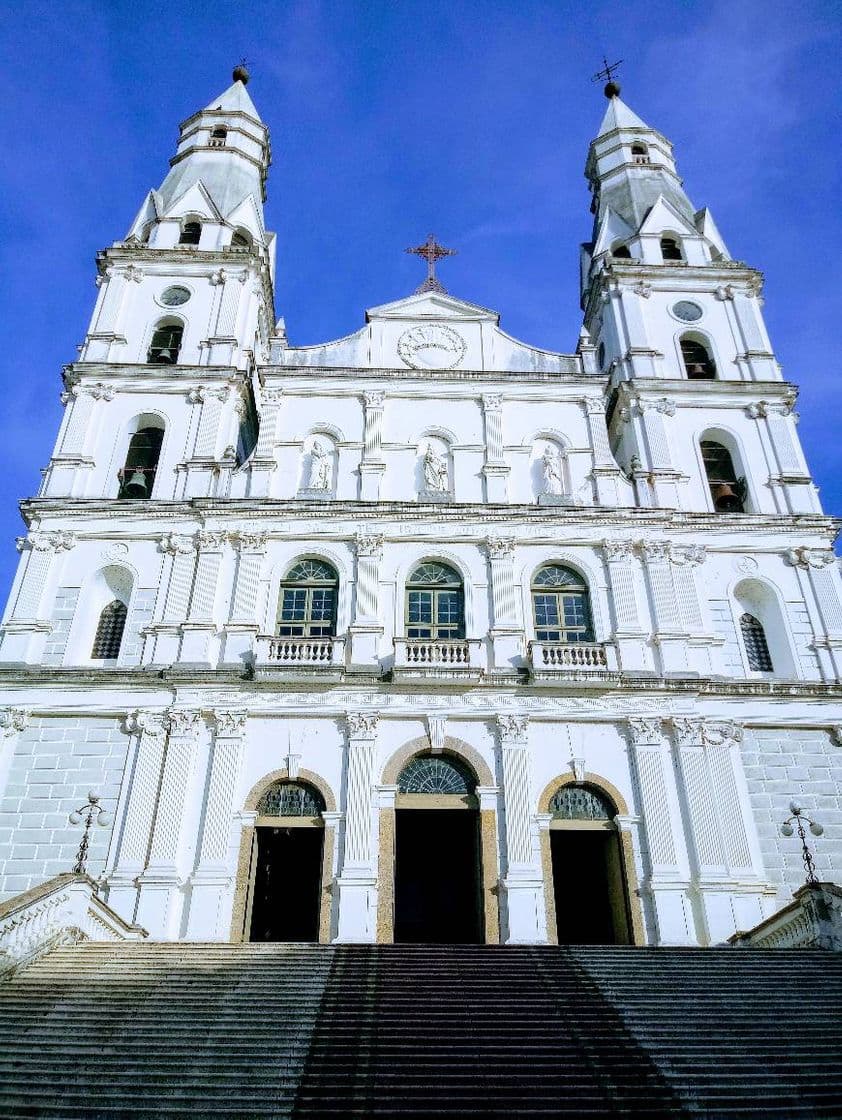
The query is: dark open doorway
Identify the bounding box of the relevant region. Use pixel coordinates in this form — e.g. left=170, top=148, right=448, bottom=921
left=249, top=826, right=323, bottom=942
left=394, top=809, right=482, bottom=943
left=551, top=829, right=630, bottom=945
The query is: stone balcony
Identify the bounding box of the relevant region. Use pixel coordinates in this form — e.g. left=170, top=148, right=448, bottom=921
left=528, top=641, right=616, bottom=680
left=392, top=638, right=485, bottom=682
left=253, top=635, right=346, bottom=680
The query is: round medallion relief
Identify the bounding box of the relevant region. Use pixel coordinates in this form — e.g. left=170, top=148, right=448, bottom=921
left=671, top=300, right=703, bottom=322
left=397, top=324, right=467, bottom=370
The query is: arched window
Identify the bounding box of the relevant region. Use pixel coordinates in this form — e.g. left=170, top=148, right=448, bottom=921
left=397, top=755, right=476, bottom=795
left=740, top=612, right=774, bottom=672
left=631, top=142, right=649, bottom=164
left=147, top=320, right=183, bottom=364
left=660, top=236, right=683, bottom=261
left=178, top=221, right=201, bottom=246
left=91, top=599, right=127, bottom=660
left=532, top=565, right=594, bottom=643
left=701, top=440, right=745, bottom=512
left=257, top=780, right=326, bottom=817
left=406, top=562, right=464, bottom=640
left=611, top=244, right=632, bottom=259
left=681, top=336, right=716, bottom=379
left=231, top=229, right=252, bottom=249
left=118, top=425, right=164, bottom=499
left=276, top=559, right=338, bottom=638
left=549, top=784, right=615, bottom=820
left=210, top=126, right=227, bottom=147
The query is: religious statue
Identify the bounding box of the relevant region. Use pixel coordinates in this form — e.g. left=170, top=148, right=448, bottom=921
left=423, top=444, right=449, bottom=492
left=307, top=440, right=332, bottom=490
left=540, top=445, right=563, bottom=496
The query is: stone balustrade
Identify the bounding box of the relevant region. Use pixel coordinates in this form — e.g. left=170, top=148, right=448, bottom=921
left=528, top=641, right=612, bottom=674
left=255, top=635, right=346, bottom=667
left=729, top=882, right=842, bottom=951
left=393, top=638, right=485, bottom=680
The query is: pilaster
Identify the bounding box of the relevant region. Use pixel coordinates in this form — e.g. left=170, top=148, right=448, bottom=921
left=222, top=531, right=266, bottom=665
left=336, top=711, right=380, bottom=942
left=249, top=388, right=283, bottom=496
left=787, top=547, right=842, bottom=680
left=497, top=715, right=545, bottom=944
left=481, top=394, right=509, bottom=502
left=1, top=532, right=75, bottom=664
left=349, top=533, right=384, bottom=666
left=601, top=540, right=650, bottom=673
left=145, top=533, right=197, bottom=665
left=180, top=530, right=227, bottom=665
left=359, top=391, right=386, bottom=500
left=486, top=537, right=522, bottom=670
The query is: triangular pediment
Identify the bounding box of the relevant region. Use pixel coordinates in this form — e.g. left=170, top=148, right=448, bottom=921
left=592, top=208, right=636, bottom=256
left=225, top=193, right=266, bottom=237
left=366, top=291, right=499, bottom=324
left=695, top=207, right=731, bottom=259
left=162, top=180, right=223, bottom=223
left=126, top=191, right=161, bottom=239
left=639, top=195, right=698, bottom=238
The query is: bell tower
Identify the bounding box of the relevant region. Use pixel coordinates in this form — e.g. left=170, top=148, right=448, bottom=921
left=581, top=80, right=819, bottom=517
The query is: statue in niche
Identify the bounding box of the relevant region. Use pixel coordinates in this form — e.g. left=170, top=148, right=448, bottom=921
left=540, top=445, right=563, bottom=496
left=307, top=440, right=332, bottom=490
left=422, top=444, right=449, bottom=492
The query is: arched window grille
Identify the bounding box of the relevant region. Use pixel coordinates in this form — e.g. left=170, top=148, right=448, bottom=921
left=740, top=612, right=774, bottom=672
left=397, top=755, right=476, bottom=795
left=258, top=781, right=326, bottom=817
left=179, top=221, right=201, bottom=246
left=681, top=337, right=716, bottom=380
left=406, top=562, right=464, bottom=640
left=532, top=565, right=594, bottom=643
left=660, top=236, right=683, bottom=261
left=701, top=440, right=745, bottom=512
left=91, top=600, right=127, bottom=659
left=147, top=321, right=183, bottom=364
left=276, top=559, right=338, bottom=638
left=118, top=426, right=164, bottom=499
left=549, top=785, right=614, bottom=821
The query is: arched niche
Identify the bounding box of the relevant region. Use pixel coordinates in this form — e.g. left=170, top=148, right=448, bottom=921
left=65, top=564, right=135, bottom=666
left=698, top=428, right=751, bottom=513
left=416, top=435, right=452, bottom=499
left=732, top=578, right=797, bottom=678
left=298, top=432, right=338, bottom=496
left=530, top=438, right=570, bottom=503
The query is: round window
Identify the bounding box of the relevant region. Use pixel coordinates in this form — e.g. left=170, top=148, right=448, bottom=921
left=672, top=300, right=703, bottom=322
left=160, top=286, right=191, bottom=307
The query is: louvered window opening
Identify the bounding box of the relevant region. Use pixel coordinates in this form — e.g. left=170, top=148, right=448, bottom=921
left=406, top=562, right=464, bottom=640
left=681, top=338, right=716, bottom=380
left=91, top=600, right=127, bottom=660
left=740, top=612, right=774, bottom=672
left=660, top=236, right=683, bottom=261
left=549, top=786, right=614, bottom=821
left=147, top=323, right=183, bottom=364
left=397, top=755, right=475, bottom=795
left=277, top=560, right=337, bottom=638
left=258, top=781, right=325, bottom=817
left=701, top=440, right=745, bottom=512
left=532, top=564, right=594, bottom=643
left=118, top=427, right=163, bottom=499
left=179, top=221, right=201, bottom=245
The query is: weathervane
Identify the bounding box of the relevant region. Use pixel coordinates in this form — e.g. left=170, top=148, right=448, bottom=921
left=592, top=55, right=623, bottom=99
left=405, top=234, right=457, bottom=294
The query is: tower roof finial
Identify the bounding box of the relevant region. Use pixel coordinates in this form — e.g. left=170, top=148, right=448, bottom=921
left=405, top=234, right=457, bottom=294
left=232, top=58, right=250, bottom=85
left=592, top=55, right=623, bottom=99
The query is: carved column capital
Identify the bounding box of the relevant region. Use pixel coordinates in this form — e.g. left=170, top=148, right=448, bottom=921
left=354, top=533, right=384, bottom=560
left=639, top=540, right=671, bottom=562
left=212, top=710, right=248, bottom=737
left=124, top=709, right=165, bottom=738
left=163, top=709, right=203, bottom=738
left=233, top=531, right=267, bottom=554
left=196, top=530, right=228, bottom=551
left=481, top=393, right=503, bottom=412
left=639, top=397, right=675, bottom=417
left=787, top=547, right=837, bottom=571
left=0, top=708, right=29, bottom=736
left=23, top=531, right=76, bottom=554
left=159, top=532, right=197, bottom=556
left=582, top=395, right=606, bottom=415
left=260, top=388, right=284, bottom=407
left=486, top=536, right=515, bottom=561
left=346, top=711, right=380, bottom=739
left=670, top=716, right=705, bottom=746
left=496, top=713, right=529, bottom=745
left=364, top=390, right=385, bottom=408
left=627, top=717, right=663, bottom=744
left=602, top=539, right=635, bottom=562
left=669, top=545, right=706, bottom=567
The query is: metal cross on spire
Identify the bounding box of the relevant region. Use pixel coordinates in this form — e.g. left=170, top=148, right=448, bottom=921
left=405, top=234, right=457, bottom=294
left=592, top=55, right=623, bottom=99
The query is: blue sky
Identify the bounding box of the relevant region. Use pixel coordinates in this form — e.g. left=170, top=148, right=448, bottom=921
left=0, top=0, right=840, bottom=598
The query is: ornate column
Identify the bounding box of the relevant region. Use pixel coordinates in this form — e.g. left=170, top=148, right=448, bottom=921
left=186, top=710, right=248, bottom=940
left=180, top=530, right=227, bottom=665
left=670, top=718, right=767, bottom=944
left=497, top=715, right=545, bottom=943
left=336, top=711, right=380, bottom=942
left=486, top=537, right=522, bottom=669
left=146, top=533, right=197, bottom=665
left=1, top=532, right=75, bottom=664
left=668, top=545, right=720, bottom=676
left=349, top=533, right=384, bottom=666
left=481, top=394, right=509, bottom=502
left=583, top=396, right=622, bottom=505
left=601, top=540, right=650, bottom=673
left=788, top=547, right=842, bottom=679
left=46, top=382, right=114, bottom=497
left=638, top=540, right=686, bottom=674
left=205, top=268, right=245, bottom=364
left=0, top=709, right=29, bottom=833
left=626, top=397, right=681, bottom=507
left=222, top=531, right=266, bottom=665
left=106, top=711, right=166, bottom=921
left=250, top=389, right=283, bottom=497
left=359, top=391, right=386, bottom=500
left=136, top=709, right=203, bottom=938
left=626, top=717, right=695, bottom=944
left=184, top=384, right=232, bottom=498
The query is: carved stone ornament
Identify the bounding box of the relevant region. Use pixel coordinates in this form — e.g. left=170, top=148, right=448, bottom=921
left=570, top=756, right=586, bottom=784
left=486, top=536, right=516, bottom=561
left=355, top=533, right=384, bottom=559
left=639, top=541, right=671, bottom=562
left=160, top=533, right=196, bottom=556
left=669, top=545, right=706, bottom=567
left=260, top=388, right=284, bottom=407
left=188, top=386, right=231, bottom=404
left=831, top=726, right=842, bottom=748
left=346, top=711, right=380, bottom=738
left=164, top=709, right=202, bottom=737
left=482, top=393, right=503, bottom=412
left=124, top=264, right=144, bottom=283
left=639, top=398, right=676, bottom=417
left=196, top=530, right=228, bottom=551
left=233, top=531, right=267, bottom=553
left=787, top=547, right=837, bottom=571
left=397, top=324, right=467, bottom=370
left=364, top=391, right=385, bottom=409
left=670, top=717, right=705, bottom=746
left=102, top=542, right=130, bottom=562
left=124, top=710, right=165, bottom=737
left=427, top=715, right=446, bottom=753
left=627, top=717, right=663, bottom=744
left=0, top=708, right=29, bottom=736
left=583, top=396, right=606, bottom=416
left=603, top=539, right=635, bottom=562
left=672, top=717, right=742, bottom=747
left=735, top=555, right=759, bottom=575
left=496, top=714, right=529, bottom=744
left=24, top=531, right=76, bottom=554
left=209, top=268, right=227, bottom=286
left=213, top=710, right=248, bottom=737
left=633, top=280, right=652, bottom=299
left=715, top=284, right=735, bottom=301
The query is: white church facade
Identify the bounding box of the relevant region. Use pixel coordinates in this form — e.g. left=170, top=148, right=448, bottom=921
left=0, top=69, right=840, bottom=950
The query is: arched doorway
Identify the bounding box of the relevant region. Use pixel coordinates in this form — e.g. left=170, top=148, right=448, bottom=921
left=247, top=780, right=326, bottom=942
left=548, top=784, right=632, bottom=945
left=393, top=755, right=483, bottom=944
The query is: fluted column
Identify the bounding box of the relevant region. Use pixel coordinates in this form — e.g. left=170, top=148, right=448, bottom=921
left=583, top=396, right=622, bottom=504
left=1, top=532, right=75, bottom=664
left=601, top=540, right=649, bottom=673
left=481, top=394, right=509, bottom=501
left=187, top=710, right=248, bottom=939
left=639, top=540, right=686, bottom=674
left=336, top=712, right=381, bottom=942
left=136, top=709, right=203, bottom=938
left=626, top=396, right=681, bottom=507
left=146, top=532, right=197, bottom=665
left=788, top=547, right=842, bottom=679
left=626, top=717, right=695, bottom=944
left=486, top=537, right=522, bottom=669
left=668, top=545, right=719, bottom=675
left=349, top=533, right=384, bottom=666
left=359, top=391, right=386, bottom=499
left=0, top=709, right=30, bottom=842
left=497, top=715, right=545, bottom=944
left=223, top=531, right=266, bottom=665
left=181, top=530, right=227, bottom=665
left=250, top=389, right=283, bottom=496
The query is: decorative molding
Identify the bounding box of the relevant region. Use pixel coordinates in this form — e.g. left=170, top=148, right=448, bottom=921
left=0, top=708, right=29, bottom=736
left=639, top=541, right=670, bottom=562
left=481, top=393, right=503, bottom=412
left=602, top=539, right=635, bottom=562
left=196, top=530, right=228, bottom=551
left=354, top=533, right=384, bottom=559
left=735, top=556, right=759, bottom=575
left=19, top=531, right=76, bottom=554
left=787, top=547, right=837, bottom=571
left=627, top=717, right=663, bottom=744
left=212, top=710, right=248, bottom=737
left=159, top=533, right=196, bottom=556
left=570, top=756, right=586, bottom=784
left=101, top=543, right=129, bottom=562
left=163, top=709, right=202, bottom=738
left=672, top=717, right=743, bottom=747
left=188, top=386, right=231, bottom=404
left=669, top=545, right=706, bottom=567
left=496, top=713, right=529, bottom=744
left=364, top=391, right=385, bottom=408
left=633, top=280, right=651, bottom=299
left=397, top=324, right=466, bottom=370
left=639, top=397, right=676, bottom=417
left=346, top=711, right=380, bottom=738
left=232, top=531, right=267, bottom=554
left=124, top=710, right=165, bottom=738
left=260, top=389, right=284, bottom=407
left=486, top=536, right=516, bottom=561
left=582, top=396, right=606, bottom=415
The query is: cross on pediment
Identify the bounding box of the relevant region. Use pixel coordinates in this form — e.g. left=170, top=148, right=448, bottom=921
left=405, top=234, right=457, bottom=294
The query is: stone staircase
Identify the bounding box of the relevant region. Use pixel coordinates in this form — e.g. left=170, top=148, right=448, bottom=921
left=0, top=942, right=840, bottom=1117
